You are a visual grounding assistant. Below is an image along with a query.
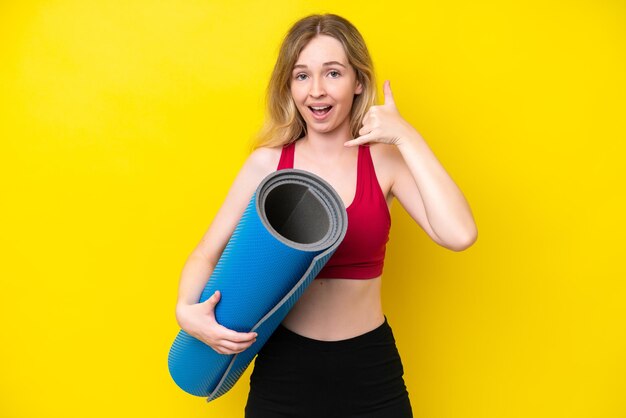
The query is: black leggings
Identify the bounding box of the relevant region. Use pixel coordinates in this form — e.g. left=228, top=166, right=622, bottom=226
left=245, top=317, right=413, bottom=418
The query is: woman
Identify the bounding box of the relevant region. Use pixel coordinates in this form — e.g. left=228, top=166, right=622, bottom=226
left=175, top=13, right=477, bottom=418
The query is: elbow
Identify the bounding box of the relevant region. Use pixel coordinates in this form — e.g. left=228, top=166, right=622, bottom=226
left=448, top=227, right=478, bottom=252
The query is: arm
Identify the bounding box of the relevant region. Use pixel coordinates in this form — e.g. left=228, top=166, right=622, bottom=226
left=392, top=132, right=478, bottom=251
left=175, top=146, right=278, bottom=353
left=345, top=79, right=477, bottom=251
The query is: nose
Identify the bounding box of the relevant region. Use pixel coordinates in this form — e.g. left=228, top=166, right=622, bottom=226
left=309, top=76, right=326, bottom=98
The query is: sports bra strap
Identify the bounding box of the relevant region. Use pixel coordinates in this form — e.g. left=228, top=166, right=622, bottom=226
left=277, top=141, right=295, bottom=170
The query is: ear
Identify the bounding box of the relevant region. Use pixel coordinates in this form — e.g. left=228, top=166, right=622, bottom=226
left=354, top=80, right=363, bottom=95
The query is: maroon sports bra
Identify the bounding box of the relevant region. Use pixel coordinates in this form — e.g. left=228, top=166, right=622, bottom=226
left=276, top=140, right=391, bottom=279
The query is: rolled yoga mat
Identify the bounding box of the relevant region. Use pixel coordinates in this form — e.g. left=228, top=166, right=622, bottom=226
left=168, top=168, right=348, bottom=402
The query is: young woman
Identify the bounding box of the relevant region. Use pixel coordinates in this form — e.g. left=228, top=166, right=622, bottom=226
left=175, top=13, right=477, bottom=418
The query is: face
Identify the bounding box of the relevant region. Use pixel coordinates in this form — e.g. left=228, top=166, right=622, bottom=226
left=290, top=35, right=363, bottom=136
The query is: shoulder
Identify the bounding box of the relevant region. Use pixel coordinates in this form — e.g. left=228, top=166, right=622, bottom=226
left=242, top=145, right=283, bottom=175
left=208, top=145, right=283, bottom=226
left=367, top=142, right=404, bottom=176
left=366, top=142, right=403, bottom=197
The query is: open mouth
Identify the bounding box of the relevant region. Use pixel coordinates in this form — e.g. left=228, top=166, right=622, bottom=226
left=308, top=105, right=333, bottom=116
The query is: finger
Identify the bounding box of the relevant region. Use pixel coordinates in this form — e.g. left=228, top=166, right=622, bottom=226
left=214, top=346, right=234, bottom=355
left=383, top=80, right=396, bottom=107
left=344, top=132, right=375, bottom=147
left=204, top=290, right=221, bottom=309
left=220, top=327, right=258, bottom=342
left=358, top=125, right=371, bottom=136
left=220, top=338, right=257, bottom=353
left=214, top=338, right=256, bottom=355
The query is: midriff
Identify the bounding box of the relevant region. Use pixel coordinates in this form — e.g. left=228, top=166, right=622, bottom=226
left=281, top=276, right=385, bottom=341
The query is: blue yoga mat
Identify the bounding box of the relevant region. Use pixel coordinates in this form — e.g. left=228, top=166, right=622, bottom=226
left=168, top=168, right=348, bottom=402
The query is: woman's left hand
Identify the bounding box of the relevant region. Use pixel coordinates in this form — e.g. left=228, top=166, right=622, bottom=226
left=344, top=80, right=420, bottom=147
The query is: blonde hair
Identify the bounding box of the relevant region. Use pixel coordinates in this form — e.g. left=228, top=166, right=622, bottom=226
left=252, top=14, right=377, bottom=150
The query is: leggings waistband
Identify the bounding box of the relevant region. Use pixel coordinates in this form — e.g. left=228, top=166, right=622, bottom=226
left=271, top=316, right=393, bottom=352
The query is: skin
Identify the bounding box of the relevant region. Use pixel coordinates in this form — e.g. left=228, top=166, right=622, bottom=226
left=175, top=35, right=477, bottom=354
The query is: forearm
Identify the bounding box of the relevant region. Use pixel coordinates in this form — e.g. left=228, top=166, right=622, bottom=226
left=397, top=132, right=477, bottom=247
left=175, top=252, right=214, bottom=313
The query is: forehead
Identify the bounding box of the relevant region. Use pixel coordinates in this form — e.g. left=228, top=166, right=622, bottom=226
left=294, top=35, right=348, bottom=67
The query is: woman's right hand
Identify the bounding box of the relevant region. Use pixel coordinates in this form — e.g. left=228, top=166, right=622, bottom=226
left=176, top=290, right=258, bottom=355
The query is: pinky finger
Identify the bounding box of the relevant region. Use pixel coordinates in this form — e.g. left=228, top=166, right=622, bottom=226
left=213, top=345, right=231, bottom=355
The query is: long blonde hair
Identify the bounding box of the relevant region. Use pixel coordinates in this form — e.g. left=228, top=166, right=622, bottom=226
left=252, top=14, right=377, bottom=150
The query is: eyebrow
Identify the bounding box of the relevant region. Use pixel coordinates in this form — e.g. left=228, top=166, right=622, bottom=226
left=293, top=61, right=347, bottom=70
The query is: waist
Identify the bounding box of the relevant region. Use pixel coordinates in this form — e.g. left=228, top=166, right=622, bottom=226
left=281, top=276, right=384, bottom=340
left=275, top=316, right=391, bottom=351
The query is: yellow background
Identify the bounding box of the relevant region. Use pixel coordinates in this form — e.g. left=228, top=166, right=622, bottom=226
left=1, top=1, right=625, bottom=417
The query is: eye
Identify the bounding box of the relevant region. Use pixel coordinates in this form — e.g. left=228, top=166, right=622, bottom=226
left=295, top=73, right=307, bottom=81
left=329, top=70, right=341, bottom=78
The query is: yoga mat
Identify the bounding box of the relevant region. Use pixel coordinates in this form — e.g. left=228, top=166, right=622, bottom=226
left=167, top=168, right=348, bottom=402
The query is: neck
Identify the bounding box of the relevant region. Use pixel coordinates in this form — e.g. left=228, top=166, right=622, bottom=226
left=299, top=121, right=355, bottom=161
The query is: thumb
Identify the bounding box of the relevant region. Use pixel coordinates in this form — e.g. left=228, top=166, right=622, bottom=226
left=204, top=290, right=221, bottom=310
left=383, top=80, right=396, bottom=107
